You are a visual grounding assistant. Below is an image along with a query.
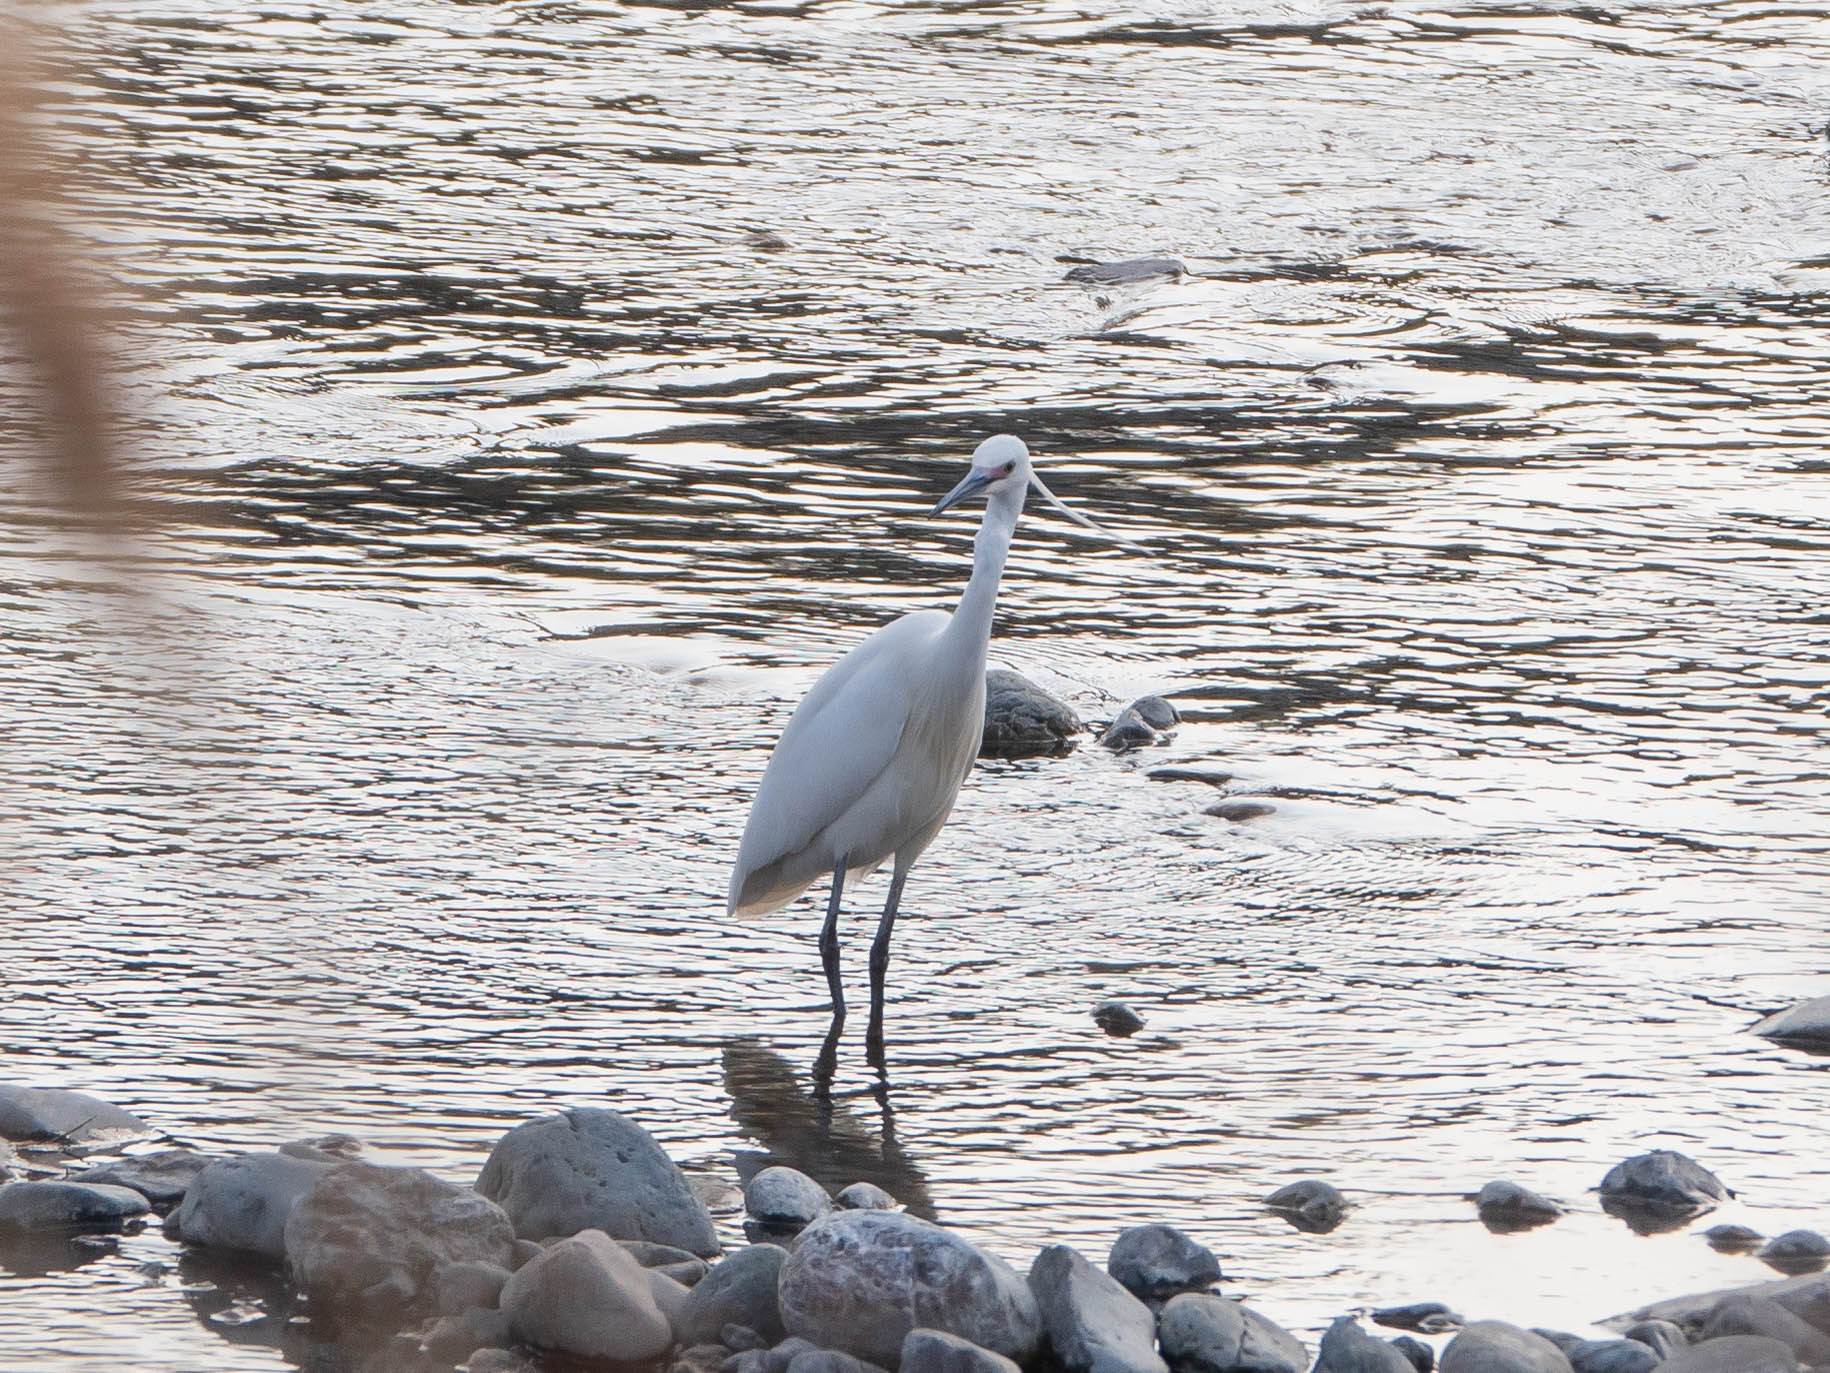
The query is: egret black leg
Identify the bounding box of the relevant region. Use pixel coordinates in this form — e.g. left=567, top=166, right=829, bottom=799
left=820, top=860, right=847, bottom=1020
left=865, top=867, right=908, bottom=1060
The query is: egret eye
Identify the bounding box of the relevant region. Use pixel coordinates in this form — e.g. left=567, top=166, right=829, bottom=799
left=999, top=462, right=1015, bottom=477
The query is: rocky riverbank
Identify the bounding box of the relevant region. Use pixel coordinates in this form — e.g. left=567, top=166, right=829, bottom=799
left=3, top=1082, right=1829, bottom=1373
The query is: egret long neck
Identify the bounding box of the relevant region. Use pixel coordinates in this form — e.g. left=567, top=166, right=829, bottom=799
left=945, top=484, right=1025, bottom=664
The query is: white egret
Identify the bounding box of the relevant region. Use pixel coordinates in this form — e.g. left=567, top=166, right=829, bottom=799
left=727, top=434, right=1129, bottom=1052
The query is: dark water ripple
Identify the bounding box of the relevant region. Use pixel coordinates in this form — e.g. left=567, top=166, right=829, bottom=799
left=5, top=0, right=1830, bottom=1368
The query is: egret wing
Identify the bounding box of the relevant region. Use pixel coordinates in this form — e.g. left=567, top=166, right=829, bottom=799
left=730, top=611, right=947, bottom=914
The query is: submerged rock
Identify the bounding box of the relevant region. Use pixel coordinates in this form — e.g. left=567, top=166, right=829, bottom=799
left=476, top=1107, right=720, bottom=1255
left=72, top=1148, right=216, bottom=1208
left=1065, top=258, right=1188, bottom=285
left=1703, top=1224, right=1763, bottom=1253
left=1100, top=696, right=1180, bottom=751
left=0, top=1180, right=150, bottom=1231
left=1750, top=996, right=1830, bottom=1050
left=283, top=1161, right=516, bottom=1314
left=1030, top=1243, right=1167, bottom=1373
left=1094, top=1001, right=1146, bottom=1038
left=1440, top=1321, right=1572, bottom=1373
left=982, top=669, right=1082, bottom=759
left=500, top=1229, right=672, bottom=1364
left=1156, top=1292, right=1308, bottom=1373
left=1265, top=1179, right=1347, bottom=1233
left=1107, top=1224, right=1220, bottom=1305
left=166, top=1150, right=334, bottom=1259
left=1476, top=1181, right=1565, bottom=1232
left=1597, top=1150, right=1730, bottom=1220
left=0, top=1084, right=150, bottom=1145
left=1204, top=800, right=1276, bottom=822
left=777, top=1210, right=1039, bottom=1367
left=1757, top=1230, right=1830, bottom=1275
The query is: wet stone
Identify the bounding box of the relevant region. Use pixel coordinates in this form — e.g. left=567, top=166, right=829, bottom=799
left=1703, top=1224, right=1763, bottom=1252
left=744, top=1165, right=833, bottom=1230
left=1439, top=1321, right=1573, bottom=1373
left=786, top=1350, right=887, bottom=1373
left=1265, top=1179, right=1347, bottom=1233
left=280, top=1133, right=366, bottom=1163
left=0, top=1085, right=150, bottom=1145
left=1476, top=1181, right=1565, bottom=1231
left=676, top=1242, right=788, bottom=1346
left=1597, top=1150, right=1730, bottom=1215
left=1314, top=1316, right=1416, bottom=1373
left=1655, top=1335, right=1799, bottom=1373
left=1701, top=1293, right=1830, bottom=1363
left=1373, top=1303, right=1463, bottom=1335
left=1064, top=257, right=1187, bottom=284
left=1146, top=767, right=1234, bottom=787
left=1619, top=1321, right=1686, bottom=1360
left=1094, top=1001, right=1146, bottom=1038
left=500, top=1229, right=672, bottom=1364
left=1759, top=1230, right=1830, bottom=1275
left=1107, top=1224, right=1221, bottom=1305
left=166, top=1150, right=334, bottom=1259
left=0, top=1180, right=151, bottom=1231
left=1750, top=995, right=1830, bottom=1049
left=900, top=1328, right=1023, bottom=1373
left=72, top=1148, right=216, bottom=1209
left=981, top=668, right=1082, bottom=760
left=1389, top=1335, right=1434, bottom=1373
left=725, top=1325, right=770, bottom=1352
left=837, top=1182, right=897, bottom=1211
left=1205, top=800, right=1277, bottom=822
left=1100, top=696, right=1180, bottom=751
left=1567, top=1338, right=1659, bottom=1373
left=431, top=1258, right=511, bottom=1315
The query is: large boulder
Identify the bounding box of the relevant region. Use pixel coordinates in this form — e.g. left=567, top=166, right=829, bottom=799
left=1107, top=1225, right=1221, bottom=1306
left=476, top=1108, right=719, bottom=1255
left=166, top=1150, right=334, bottom=1259
left=1156, top=1292, right=1307, bottom=1373
left=1440, top=1322, right=1572, bottom=1373
left=1031, top=1244, right=1167, bottom=1373
left=283, top=1161, right=516, bottom=1314
left=0, top=1084, right=149, bottom=1144
left=675, top=1243, right=787, bottom=1345
left=0, top=1181, right=150, bottom=1230
left=777, top=1211, right=1039, bottom=1367
left=500, top=1228, right=672, bottom=1363
left=72, top=1149, right=216, bottom=1208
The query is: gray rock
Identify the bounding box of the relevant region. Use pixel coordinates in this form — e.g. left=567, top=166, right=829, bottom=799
left=1701, top=1294, right=1830, bottom=1363
left=509, top=1238, right=542, bottom=1269
left=1566, top=1339, right=1658, bottom=1373
left=284, top=1162, right=515, bottom=1314
left=1094, top=1002, right=1146, bottom=1038
left=422, top=1306, right=514, bottom=1361
left=432, top=1258, right=511, bottom=1315
left=1440, top=1322, right=1572, bottom=1373
left=623, top=1238, right=705, bottom=1267
left=838, top=1182, right=898, bottom=1211
left=0, top=1084, right=150, bottom=1144
left=1156, top=1292, right=1308, bottom=1373
left=1100, top=697, right=1180, bottom=751
left=1314, top=1316, right=1415, bottom=1373
left=166, top=1150, right=333, bottom=1259
left=1655, top=1335, right=1799, bottom=1372
left=1608, top=1273, right=1830, bottom=1333
left=1531, top=1331, right=1581, bottom=1354
left=1389, top=1336, right=1432, bottom=1373
left=755, top=1337, right=821, bottom=1373
left=676, top=1243, right=788, bottom=1346
left=1205, top=801, right=1277, bottom=822
left=982, top=669, right=1082, bottom=759
left=1107, top=1225, right=1221, bottom=1305
left=1750, top=996, right=1830, bottom=1049
left=1476, top=1181, right=1565, bottom=1231
left=786, top=1352, right=884, bottom=1373
left=500, top=1228, right=672, bottom=1363
left=1065, top=258, right=1188, bottom=286
left=745, top=1166, right=833, bottom=1230
left=280, top=1133, right=366, bottom=1162
left=1030, top=1243, right=1167, bottom=1373
left=1597, top=1150, right=1730, bottom=1214
left=1265, top=1179, right=1347, bottom=1233
left=726, top=1326, right=770, bottom=1352
left=1704, top=1224, right=1763, bottom=1252
left=1373, top=1304, right=1462, bottom=1335
left=1620, top=1321, right=1686, bottom=1359
left=0, top=1180, right=150, bottom=1230
left=72, top=1148, right=216, bottom=1208
left=1759, top=1230, right=1830, bottom=1275
left=901, top=1328, right=1023, bottom=1373
left=476, top=1108, right=720, bottom=1255
left=468, top=1348, right=532, bottom=1373
left=777, top=1210, right=1039, bottom=1367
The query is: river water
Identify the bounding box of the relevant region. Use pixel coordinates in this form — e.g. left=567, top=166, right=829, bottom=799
left=4, top=0, right=1830, bottom=1368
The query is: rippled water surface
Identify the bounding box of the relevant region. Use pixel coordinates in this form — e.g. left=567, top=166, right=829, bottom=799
left=5, top=0, right=1830, bottom=1367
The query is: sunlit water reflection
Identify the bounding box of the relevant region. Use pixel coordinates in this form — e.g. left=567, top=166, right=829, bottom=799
left=5, top=0, right=1830, bottom=1367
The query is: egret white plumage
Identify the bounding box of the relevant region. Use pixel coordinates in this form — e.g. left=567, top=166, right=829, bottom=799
left=727, top=434, right=1129, bottom=1051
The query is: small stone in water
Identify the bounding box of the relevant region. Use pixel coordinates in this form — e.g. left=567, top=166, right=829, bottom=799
left=1749, top=995, right=1830, bottom=1050
left=744, top=1166, right=834, bottom=1230
left=1475, top=1180, right=1564, bottom=1232
left=207, top=1299, right=270, bottom=1329
left=1757, top=1229, right=1830, bottom=1275
left=1064, top=258, right=1187, bottom=285
left=837, top=1182, right=897, bottom=1211
left=1389, top=1335, right=1434, bottom=1373
left=981, top=669, right=1082, bottom=760
left=1597, top=1150, right=1730, bottom=1214
left=1094, top=1002, right=1145, bottom=1037
left=1265, top=1179, right=1347, bottom=1233
left=1703, top=1224, right=1762, bottom=1252
left=1105, top=1223, right=1220, bottom=1304
left=1373, top=1303, right=1463, bottom=1335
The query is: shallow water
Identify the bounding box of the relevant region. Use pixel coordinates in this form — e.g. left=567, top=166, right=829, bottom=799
left=4, top=0, right=1830, bottom=1367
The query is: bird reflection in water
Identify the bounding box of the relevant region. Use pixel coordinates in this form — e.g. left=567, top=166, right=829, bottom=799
left=721, top=1037, right=934, bottom=1223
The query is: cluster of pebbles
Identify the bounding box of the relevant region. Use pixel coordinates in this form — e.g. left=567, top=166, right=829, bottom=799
left=5, top=1077, right=1830, bottom=1373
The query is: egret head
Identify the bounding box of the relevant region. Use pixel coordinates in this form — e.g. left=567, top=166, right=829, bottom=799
left=930, top=433, right=1139, bottom=548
